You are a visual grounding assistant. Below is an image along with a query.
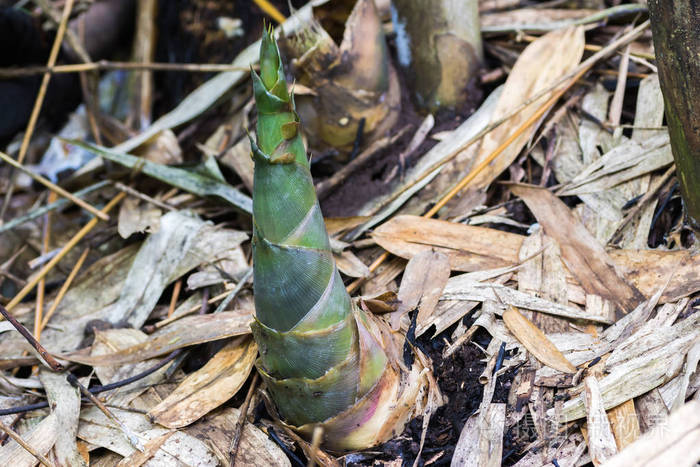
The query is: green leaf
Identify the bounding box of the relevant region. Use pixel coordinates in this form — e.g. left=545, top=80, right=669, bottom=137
left=68, top=139, right=252, bottom=214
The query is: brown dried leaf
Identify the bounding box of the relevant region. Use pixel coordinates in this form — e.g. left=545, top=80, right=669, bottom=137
left=503, top=306, right=576, bottom=373
left=470, top=26, right=585, bottom=190
left=325, top=216, right=371, bottom=236
left=372, top=215, right=523, bottom=272
left=64, top=310, right=253, bottom=366
left=149, top=337, right=257, bottom=428
left=394, top=250, right=450, bottom=330
left=186, top=408, right=291, bottom=467
left=335, top=250, right=371, bottom=278
left=511, top=184, right=644, bottom=315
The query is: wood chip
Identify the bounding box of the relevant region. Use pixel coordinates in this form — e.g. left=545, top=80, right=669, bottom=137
left=583, top=376, right=618, bottom=465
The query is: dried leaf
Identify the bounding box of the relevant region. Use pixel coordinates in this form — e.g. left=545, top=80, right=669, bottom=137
left=116, top=432, right=174, bottom=467
left=607, top=400, right=640, bottom=450
left=78, top=407, right=153, bottom=457
left=394, top=250, right=450, bottom=330
left=71, top=140, right=252, bottom=214
left=219, top=137, right=254, bottom=193
left=511, top=184, right=644, bottom=315
left=470, top=27, right=585, bottom=190
left=102, top=210, right=247, bottom=327
left=91, top=329, right=171, bottom=406
left=324, top=216, right=371, bottom=236
left=443, top=277, right=608, bottom=323
left=373, top=215, right=523, bottom=271
left=65, top=310, right=253, bottom=366
left=335, top=250, right=370, bottom=278
left=40, top=370, right=86, bottom=466
left=133, top=130, right=183, bottom=165
left=0, top=413, right=57, bottom=467
left=552, top=311, right=700, bottom=421
left=186, top=408, right=291, bottom=467
left=149, top=337, right=257, bottom=428
left=452, top=404, right=506, bottom=467
left=117, top=197, right=161, bottom=239
left=503, top=306, right=576, bottom=373
left=603, top=400, right=700, bottom=467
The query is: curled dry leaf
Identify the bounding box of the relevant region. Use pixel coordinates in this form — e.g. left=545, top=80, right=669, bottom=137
left=149, top=337, right=257, bottom=428
left=502, top=306, right=577, bottom=374
left=117, top=196, right=161, bottom=239
left=40, top=370, right=86, bottom=467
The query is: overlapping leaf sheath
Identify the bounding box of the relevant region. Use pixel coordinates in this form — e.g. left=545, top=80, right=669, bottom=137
left=278, top=0, right=400, bottom=153
left=250, top=29, right=434, bottom=451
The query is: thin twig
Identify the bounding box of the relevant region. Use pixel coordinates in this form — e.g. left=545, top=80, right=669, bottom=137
left=5, top=192, right=125, bottom=311
left=229, top=372, right=259, bottom=466
left=0, top=61, right=253, bottom=78
left=167, top=280, right=182, bottom=318
left=113, top=181, right=176, bottom=211
left=39, top=247, right=90, bottom=332
left=1, top=0, right=76, bottom=221
left=0, top=304, right=63, bottom=372
left=67, top=374, right=145, bottom=451
left=0, top=150, right=109, bottom=221
left=608, top=165, right=676, bottom=245
left=0, top=181, right=110, bottom=234
left=0, top=420, right=53, bottom=467
left=34, top=192, right=56, bottom=341
left=252, top=0, right=286, bottom=24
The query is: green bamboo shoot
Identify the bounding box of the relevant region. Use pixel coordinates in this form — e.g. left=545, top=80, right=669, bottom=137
left=250, top=27, right=435, bottom=451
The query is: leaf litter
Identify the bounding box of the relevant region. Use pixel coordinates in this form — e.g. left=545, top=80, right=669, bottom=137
left=0, top=1, right=697, bottom=466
